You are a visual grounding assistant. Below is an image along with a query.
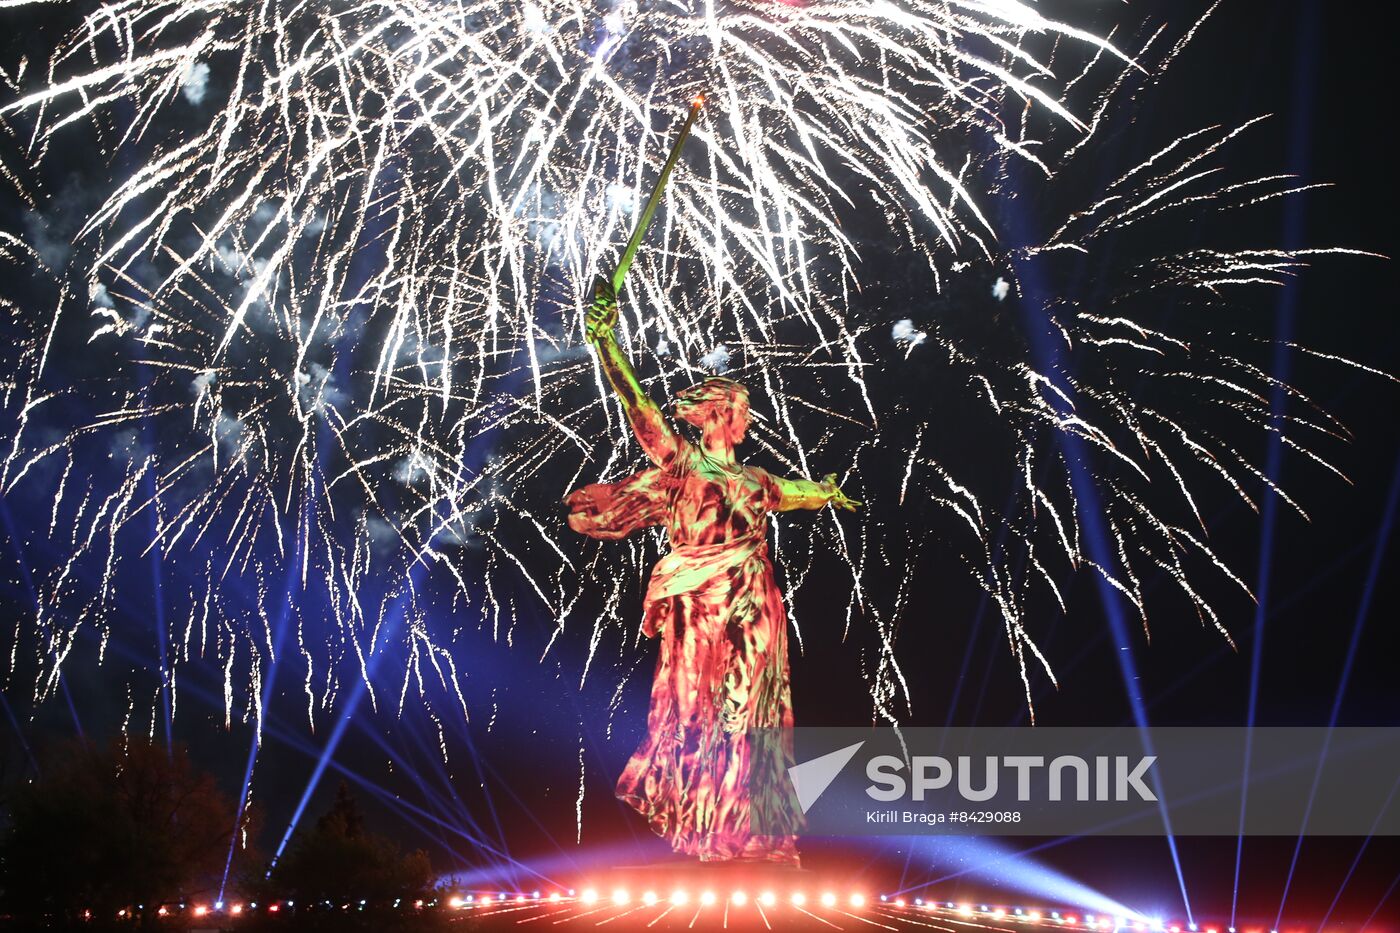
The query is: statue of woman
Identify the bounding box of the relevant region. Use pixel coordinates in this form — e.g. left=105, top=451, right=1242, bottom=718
left=566, top=278, right=858, bottom=866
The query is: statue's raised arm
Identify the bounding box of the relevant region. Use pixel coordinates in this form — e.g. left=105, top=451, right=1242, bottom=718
left=583, top=275, right=683, bottom=468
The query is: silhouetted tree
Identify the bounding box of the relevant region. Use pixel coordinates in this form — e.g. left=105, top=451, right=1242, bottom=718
left=0, top=736, right=238, bottom=927
left=266, top=782, right=432, bottom=919
left=319, top=781, right=365, bottom=838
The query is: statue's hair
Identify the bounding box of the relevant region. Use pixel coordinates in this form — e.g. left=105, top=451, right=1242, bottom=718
left=675, top=377, right=748, bottom=409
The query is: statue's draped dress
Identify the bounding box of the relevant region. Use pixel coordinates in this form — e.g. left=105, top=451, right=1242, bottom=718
left=566, top=443, right=801, bottom=863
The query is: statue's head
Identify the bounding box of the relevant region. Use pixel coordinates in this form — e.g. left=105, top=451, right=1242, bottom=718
left=674, top=376, right=750, bottom=444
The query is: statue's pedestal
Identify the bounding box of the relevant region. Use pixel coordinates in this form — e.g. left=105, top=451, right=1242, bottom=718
left=607, top=851, right=806, bottom=890
left=579, top=860, right=826, bottom=903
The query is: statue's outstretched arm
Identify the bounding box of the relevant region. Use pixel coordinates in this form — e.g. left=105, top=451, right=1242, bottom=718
left=771, top=473, right=860, bottom=512
left=584, top=276, right=683, bottom=467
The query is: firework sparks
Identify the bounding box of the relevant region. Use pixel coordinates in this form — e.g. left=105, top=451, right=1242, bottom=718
left=0, top=0, right=1386, bottom=749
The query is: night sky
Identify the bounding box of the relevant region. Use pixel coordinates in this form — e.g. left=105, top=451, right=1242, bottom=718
left=1, top=0, right=1398, bottom=928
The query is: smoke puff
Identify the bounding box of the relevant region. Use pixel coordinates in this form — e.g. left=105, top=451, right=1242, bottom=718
left=181, top=62, right=210, bottom=105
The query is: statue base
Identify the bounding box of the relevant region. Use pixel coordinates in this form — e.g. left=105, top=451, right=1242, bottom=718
left=606, top=859, right=810, bottom=892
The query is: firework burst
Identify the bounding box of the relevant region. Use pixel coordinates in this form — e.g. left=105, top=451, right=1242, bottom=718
left=0, top=0, right=1385, bottom=741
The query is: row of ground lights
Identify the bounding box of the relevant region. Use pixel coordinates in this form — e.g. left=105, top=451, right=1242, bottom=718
left=885, top=898, right=1318, bottom=933
left=448, top=889, right=1353, bottom=933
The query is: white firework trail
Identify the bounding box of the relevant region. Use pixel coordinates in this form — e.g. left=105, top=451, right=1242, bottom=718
left=869, top=9, right=1392, bottom=718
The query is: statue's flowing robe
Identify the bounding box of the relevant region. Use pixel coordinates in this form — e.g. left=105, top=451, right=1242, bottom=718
left=566, top=450, right=802, bottom=863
